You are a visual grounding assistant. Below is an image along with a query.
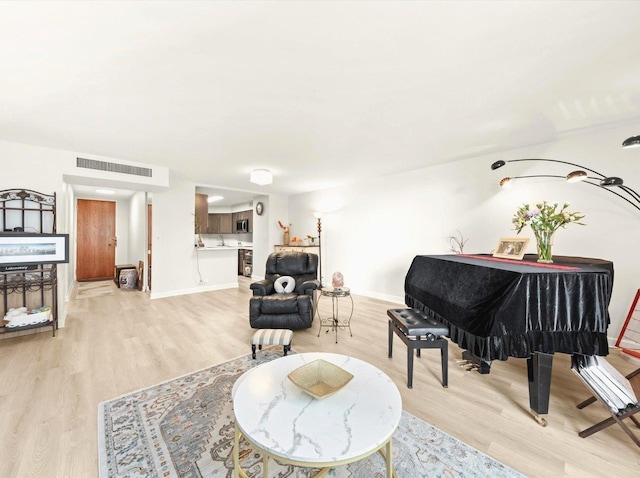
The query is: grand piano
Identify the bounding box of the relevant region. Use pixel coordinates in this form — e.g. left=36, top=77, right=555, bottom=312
left=404, top=254, right=613, bottom=425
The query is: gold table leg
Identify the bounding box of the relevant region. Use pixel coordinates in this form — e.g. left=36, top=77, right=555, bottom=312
left=386, top=439, right=393, bottom=477
left=263, top=452, right=269, bottom=477
left=233, top=424, right=240, bottom=478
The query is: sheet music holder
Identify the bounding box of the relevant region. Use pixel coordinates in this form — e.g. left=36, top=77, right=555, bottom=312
left=572, top=355, right=637, bottom=413
left=572, top=355, right=640, bottom=447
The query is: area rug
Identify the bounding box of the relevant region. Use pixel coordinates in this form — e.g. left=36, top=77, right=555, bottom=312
left=98, top=349, right=525, bottom=478
left=75, top=280, right=114, bottom=299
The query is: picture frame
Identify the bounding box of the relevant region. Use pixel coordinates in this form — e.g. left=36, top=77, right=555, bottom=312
left=493, top=237, right=529, bottom=260
left=0, top=233, right=69, bottom=267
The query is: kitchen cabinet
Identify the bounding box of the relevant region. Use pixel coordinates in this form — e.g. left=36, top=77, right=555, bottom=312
left=238, top=249, right=253, bottom=276
left=208, top=213, right=232, bottom=234
left=195, top=193, right=208, bottom=234
left=232, top=210, right=253, bottom=233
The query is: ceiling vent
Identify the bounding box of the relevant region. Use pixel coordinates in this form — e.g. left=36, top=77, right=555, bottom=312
left=76, top=157, right=152, bottom=177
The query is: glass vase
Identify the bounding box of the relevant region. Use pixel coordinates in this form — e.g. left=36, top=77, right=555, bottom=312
left=283, top=231, right=290, bottom=245
left=534, top=229, right=554, bottom=263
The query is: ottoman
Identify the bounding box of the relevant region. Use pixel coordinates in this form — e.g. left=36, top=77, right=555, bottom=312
left=251, top=329, right=293, bottom=359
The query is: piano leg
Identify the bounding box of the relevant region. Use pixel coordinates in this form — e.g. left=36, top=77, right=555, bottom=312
left=527, top=352, right=553, bottom=427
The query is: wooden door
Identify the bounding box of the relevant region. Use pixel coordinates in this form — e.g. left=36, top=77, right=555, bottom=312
left=76, top=199, right=116, bottom=281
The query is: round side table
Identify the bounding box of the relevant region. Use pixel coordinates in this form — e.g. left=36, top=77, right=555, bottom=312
left=316, top=287, right=354, bottom=343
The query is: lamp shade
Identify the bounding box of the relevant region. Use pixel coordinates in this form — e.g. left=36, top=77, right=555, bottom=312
left=622, top=135, right=640, bottom=148
left=566, top=170, right=587, bottom=183
left=499, top=177, right=513, bottom=188
left=250, top=169, right=272, bottom=185
left=600, top=177, right=624, bottom=187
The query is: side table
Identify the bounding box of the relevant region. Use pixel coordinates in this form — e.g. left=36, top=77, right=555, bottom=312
left=317, top=287, right=354, bottom=343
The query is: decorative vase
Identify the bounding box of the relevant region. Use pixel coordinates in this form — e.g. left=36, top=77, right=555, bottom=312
left=283, top=231, right=290, bottom=245
left=533, top=228, right=554, bottom=263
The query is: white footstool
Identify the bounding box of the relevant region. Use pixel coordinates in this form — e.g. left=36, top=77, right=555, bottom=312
left=251, top=329, right=293, bottom=359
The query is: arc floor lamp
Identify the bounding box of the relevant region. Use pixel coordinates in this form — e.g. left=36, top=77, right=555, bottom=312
left=491, top=157, right=640, bottom=213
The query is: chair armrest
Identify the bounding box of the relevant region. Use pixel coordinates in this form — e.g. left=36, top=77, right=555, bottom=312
left=250, top=279, right=275, bottom=296
left=299, top=279, right=320, bottom=296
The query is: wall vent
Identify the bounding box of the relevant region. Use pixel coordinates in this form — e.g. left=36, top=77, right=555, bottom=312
left=76, top=157, right=153, bottom=177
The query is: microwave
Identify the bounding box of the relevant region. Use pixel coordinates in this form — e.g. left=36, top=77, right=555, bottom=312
left=236, top=219, right=249, bottom=233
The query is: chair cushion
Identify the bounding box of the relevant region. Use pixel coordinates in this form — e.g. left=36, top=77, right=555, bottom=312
left=387, top=308, right=449, bottom=337
left=256, top=293, right=301, bottom=314
left=274, top=276, right=296, bottom=293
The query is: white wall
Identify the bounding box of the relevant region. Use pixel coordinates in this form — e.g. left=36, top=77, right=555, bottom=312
left=251, top=195, right=270, bottom=279
left=149, top=178, right=192, bottom=297
left=288, top=121, right=640, bottom=342
left=250, top=193, right=289, bottom=279
left=0, top=140, right=72, bottom=325
left=128, top=191, right=148, bottom=282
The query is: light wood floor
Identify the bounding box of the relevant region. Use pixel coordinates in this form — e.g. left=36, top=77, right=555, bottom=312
left=1, top=277, right=638, bottom=477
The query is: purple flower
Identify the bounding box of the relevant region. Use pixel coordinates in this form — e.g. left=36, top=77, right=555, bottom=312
left=525, top=209, right=540, bottom=218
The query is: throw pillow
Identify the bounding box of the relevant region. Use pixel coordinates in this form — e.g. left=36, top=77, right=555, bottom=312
left=274, top=276, right=296, bottom=293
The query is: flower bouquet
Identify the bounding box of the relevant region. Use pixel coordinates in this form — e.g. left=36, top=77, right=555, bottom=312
left=513, top=201, right=585, bottom=263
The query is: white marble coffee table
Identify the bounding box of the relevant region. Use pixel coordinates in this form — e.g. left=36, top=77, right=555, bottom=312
left=232, top=352, right=402, bottom=477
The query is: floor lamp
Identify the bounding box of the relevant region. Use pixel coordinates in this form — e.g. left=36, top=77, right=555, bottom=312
left=491, top=158, right=640, bottom=213
left=313, top=211, right=324, bottom=288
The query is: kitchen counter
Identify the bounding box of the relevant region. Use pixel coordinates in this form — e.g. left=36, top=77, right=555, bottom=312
left=191, top=245, right=251, bottom=290
left=198, top=245, right=253, bottom=250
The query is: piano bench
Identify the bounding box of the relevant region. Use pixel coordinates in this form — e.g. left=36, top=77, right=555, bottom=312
left=387, top=308, right=449, bottom=389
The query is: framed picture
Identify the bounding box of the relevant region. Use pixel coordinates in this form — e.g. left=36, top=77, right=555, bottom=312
left=493, top=237, right=529, bottom=260
left=0, top=233, right=69, bottom=267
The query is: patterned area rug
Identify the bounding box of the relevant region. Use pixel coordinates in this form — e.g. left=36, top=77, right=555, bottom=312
left=98, top=350, right=525, bottom=478
left=75, top=280, right=114, bottom=299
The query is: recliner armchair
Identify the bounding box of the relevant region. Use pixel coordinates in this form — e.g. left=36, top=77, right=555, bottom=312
left=249, top=251, right=320, bottom=330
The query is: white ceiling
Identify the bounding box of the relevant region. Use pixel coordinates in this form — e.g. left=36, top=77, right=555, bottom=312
left=2, top=1, right=640, bottom=203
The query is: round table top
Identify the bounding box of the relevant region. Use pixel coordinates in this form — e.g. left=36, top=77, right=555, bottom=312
left=232, top=352, right=402, bottom=466
left=320, top=287, right=350, bottom=297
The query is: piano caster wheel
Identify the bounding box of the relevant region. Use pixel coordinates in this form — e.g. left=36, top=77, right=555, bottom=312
left=531, top=412, right=548, bottom=427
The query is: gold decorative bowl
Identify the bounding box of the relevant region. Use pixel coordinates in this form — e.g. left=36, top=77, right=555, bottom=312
left=287, top=359, right=354, bottom=399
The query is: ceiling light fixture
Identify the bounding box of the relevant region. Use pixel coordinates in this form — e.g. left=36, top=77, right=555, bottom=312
left=96, top=189, right=115, bottom=195
left=207, top=195, right=224, bottom=203
left=622, top=135, right=640, bottom=148
left=491, top=158, right=640, bottom=212
left=250, top=169, right=272, bottom=186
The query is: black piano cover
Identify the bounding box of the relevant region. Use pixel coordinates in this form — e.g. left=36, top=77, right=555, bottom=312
left=404, top=254, right=612, bottom=361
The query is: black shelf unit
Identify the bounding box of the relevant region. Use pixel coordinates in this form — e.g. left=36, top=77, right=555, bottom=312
left=0, top=189, right=59, bottom=337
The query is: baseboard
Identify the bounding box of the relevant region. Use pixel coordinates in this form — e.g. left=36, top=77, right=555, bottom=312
left=150, top=282, right=238, bottom=300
